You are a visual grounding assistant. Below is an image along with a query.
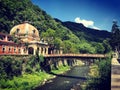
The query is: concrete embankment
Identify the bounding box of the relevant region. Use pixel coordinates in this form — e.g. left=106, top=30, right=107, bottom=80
left=111, top=58, right=120, bottom=90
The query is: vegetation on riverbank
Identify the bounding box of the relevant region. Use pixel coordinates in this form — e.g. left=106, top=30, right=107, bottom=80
left=0, top=55, right=73, bottom=90
left=0, top=72, right=52, bottom=90
left=0, top=65, right=71, bottom=90
left=82, top=57, right=111, bottom=90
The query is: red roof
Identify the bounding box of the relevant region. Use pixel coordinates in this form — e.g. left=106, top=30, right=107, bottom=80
left=0, top=40, right=23, bottom=46
left=0, top=32, right=12, bottom=37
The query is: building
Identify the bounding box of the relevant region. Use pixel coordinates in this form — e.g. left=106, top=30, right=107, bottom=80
left=0, top=33, right=27, bottom=55
left=10, top=21, right=49, bottom=55
left=0, top=21, right=63, bottom=55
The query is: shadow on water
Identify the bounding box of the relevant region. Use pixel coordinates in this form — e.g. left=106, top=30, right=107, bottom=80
left=48, top=72, right=88, bottom=80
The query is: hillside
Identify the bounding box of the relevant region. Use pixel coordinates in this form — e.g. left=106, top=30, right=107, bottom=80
left=55, top=19, right=111, bottom=42
left=0, top=0, right=111, bottom=54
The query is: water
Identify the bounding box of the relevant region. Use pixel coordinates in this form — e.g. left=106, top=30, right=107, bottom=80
left=34, top=66, right=89, bottom=90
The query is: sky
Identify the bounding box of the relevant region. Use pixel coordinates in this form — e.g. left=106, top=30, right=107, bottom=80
left=31, top=0, right=120, bottom=31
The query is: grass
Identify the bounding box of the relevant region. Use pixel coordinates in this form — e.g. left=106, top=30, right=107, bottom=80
left=51, top=65, right=70, bottom=74
left=0, top=72, right=54, bottom=90
left=0, top=65, right=70, bottom=90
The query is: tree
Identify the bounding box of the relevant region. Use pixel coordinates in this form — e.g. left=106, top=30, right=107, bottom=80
left=110, top=21, right=120, bottom=51
left=94, top=43, right=105, bottom=54
left=41, top=28, right=55, bottom=44
left=103, top=39, right=111, bottom=54
left=79, top=42, right=96, bottom=54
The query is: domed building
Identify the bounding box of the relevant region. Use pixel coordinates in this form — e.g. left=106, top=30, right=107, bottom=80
left=10, top=21, right=40, bottom=42
left=10, top=22, right=48, bottom=55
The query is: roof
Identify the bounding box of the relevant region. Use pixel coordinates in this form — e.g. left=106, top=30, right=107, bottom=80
left=0, top=40, right=23, bottom=46
left=10, top=22, right=40, bottom=42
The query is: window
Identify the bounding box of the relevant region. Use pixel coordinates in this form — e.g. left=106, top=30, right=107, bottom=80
left=8, top=47, right=11, bottom=52
left=41, top=48, right=43, bottom=54
left=33, top=30, right=35, bottom=34
left=16, top=28, right=20, bottom=34
left=2, top=45, right=6, bottom=53
left=45, top=48, right=47, bottom=54
left=24, top=48, right=27, bottom=53
left=14, top=47, right=16, bottom=53
left=18, top=48, right=21, bottom=53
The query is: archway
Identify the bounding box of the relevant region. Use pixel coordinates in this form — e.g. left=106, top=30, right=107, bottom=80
left=28, top=47, right=34, bottom=54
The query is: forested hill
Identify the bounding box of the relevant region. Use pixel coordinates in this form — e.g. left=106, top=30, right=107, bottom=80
left=0, top=0, right=111, bottom=54
left=0, top=0, right=67, bottom=34
left=55, top=19, right=111, bottom=42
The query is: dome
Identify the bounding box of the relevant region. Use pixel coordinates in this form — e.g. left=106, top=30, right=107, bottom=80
left=10, top=22, right=40, bottom=42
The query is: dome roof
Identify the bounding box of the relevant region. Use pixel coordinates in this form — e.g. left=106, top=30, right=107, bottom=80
left=10, top=22, right=40, bottom=42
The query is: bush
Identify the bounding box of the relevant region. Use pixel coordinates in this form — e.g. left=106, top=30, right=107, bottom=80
left=85, top=58, right=111, bottom=90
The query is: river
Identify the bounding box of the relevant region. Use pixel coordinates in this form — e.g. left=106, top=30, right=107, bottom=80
left=34, top=66, right=89, bottom=90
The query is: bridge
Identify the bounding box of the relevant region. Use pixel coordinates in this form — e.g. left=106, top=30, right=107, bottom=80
left=44, top=54, right=107, bottom=59
left=44, top=53, right=107, bottom=66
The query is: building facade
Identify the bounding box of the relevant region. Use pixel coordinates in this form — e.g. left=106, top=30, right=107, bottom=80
left=0, top=33, right=27, bottom=55
left=0, top=22, right=63, bottom=55
left=0, top=22, right=48, bottom=55
left=10, top=21, right=49, bottom=55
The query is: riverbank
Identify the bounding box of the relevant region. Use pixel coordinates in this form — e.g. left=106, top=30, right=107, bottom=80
left=0, top=65, right=70, bottom=90
left=82, top=57, right=111, bottom=90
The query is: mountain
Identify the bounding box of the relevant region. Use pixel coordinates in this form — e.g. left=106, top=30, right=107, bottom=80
left=55, top=19, right=111, bottom=42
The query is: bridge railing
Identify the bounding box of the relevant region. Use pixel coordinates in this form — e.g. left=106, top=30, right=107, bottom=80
left=44, top=54, right=106, bottom=58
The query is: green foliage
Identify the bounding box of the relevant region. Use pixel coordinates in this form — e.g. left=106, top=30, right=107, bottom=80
left=103, top=39, right=112, bottom=54
left=79, top=42, right=96, bottom=54
left=0, top=72, right=54, bottom=90
left=93, top=43, right=105, bottom=54
left=63, top=40, right=78, bottom=53
left=85, top=58, right=111, bottom=90
left=0, top=63, right=70, bottom=90
left=110, top=21, right=120, bottom=51
left=0, top=56, right=22, bottom=80
left=41, top=28, right=55, bottom=44
left=0, top=55, right=45, bottom=79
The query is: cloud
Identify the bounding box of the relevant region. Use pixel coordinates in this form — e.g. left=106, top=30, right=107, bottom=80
left=75, top=17, right=100, bottom=30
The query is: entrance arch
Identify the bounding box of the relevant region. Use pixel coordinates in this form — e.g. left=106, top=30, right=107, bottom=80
left=28, top=47, right=34, bottom=54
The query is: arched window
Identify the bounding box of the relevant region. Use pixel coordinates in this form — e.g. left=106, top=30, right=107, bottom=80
left=45, top=48, right=47, bottom=54
left=2, top=45, right=6, bottom=53
left=8, top=47, right=11, bottom=53
left=41, top=48, right=43, bottom=54
left=16, top=28, right=20, bottom=34
left=28, top=47, right=34, bottom=54
left=33, top=30, right=36, bottom=34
